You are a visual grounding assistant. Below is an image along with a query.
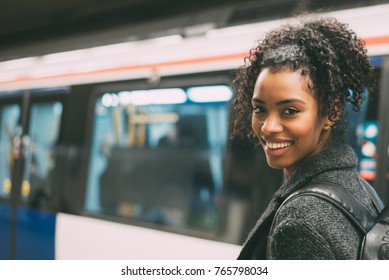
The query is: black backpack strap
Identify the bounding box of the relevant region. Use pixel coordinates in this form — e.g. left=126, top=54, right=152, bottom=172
left=359, top=178, right=384, bottom=212
left=282, top=184, right=377, bottom=234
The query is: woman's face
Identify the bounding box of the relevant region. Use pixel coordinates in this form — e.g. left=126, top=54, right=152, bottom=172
left=251, top=68, right=331, bottom=178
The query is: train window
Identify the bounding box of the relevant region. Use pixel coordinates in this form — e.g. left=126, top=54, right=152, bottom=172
left=0, top=104, right=21, bottom=199
left=20, top=102, right=63, bottom=208
left=85, top=85, right=231, bottom=234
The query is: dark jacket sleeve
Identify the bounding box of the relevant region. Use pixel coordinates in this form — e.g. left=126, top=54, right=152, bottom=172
left=267, top=195, right=362, bottom=260
left=269, top=217, right=335, bottom=259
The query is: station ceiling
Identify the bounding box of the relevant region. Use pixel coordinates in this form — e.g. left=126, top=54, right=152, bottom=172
left=1, top=0, right=389, bottom=61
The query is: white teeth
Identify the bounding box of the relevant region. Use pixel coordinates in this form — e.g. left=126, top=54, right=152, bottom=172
left=266, top=141, right=292, bottom=149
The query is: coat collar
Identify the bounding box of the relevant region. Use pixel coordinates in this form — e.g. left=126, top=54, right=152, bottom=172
left=277, top=144, right=358, bottom=201
left=238, top=144, right=357, bottom=259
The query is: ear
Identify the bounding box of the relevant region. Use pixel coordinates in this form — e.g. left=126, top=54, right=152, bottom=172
left=322, top=116, right=332, bottom=131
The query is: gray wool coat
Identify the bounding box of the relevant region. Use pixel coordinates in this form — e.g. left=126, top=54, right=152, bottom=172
left=238, top=144, right=378, bottom=260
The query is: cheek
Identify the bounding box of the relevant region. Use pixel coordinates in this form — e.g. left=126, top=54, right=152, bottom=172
left=294, top=118, right=323, bottom=142
left=251, top=117, right=262, bottom=135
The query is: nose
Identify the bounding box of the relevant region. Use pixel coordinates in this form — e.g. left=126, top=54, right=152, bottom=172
left=261, top=114, right=283, bottom=135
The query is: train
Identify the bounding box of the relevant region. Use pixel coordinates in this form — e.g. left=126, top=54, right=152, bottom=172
left=1, top=3, right=389, bottom=259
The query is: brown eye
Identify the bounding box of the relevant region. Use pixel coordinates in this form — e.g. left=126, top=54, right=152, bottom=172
left=283, top=108, right=299, bottom=116
left=253, top=106, right=265, bottom=114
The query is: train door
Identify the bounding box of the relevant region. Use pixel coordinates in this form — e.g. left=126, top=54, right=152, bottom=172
left=375, top=56, right=389, bottom=203
left=0, top=89, right=66, bottom=259
left=0, top=93, right=22, bottom=259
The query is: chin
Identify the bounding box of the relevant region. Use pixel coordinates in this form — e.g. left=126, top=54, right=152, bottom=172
left=265, top=160, right=285, bottom=170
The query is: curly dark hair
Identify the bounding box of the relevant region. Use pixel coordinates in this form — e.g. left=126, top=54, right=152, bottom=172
left=231, top=14, right=376, bottom=145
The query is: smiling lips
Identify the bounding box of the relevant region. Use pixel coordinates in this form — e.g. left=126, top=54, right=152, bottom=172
left=265, top=141, right=292, bottom=149
left=261, top=138, right=294, bottom=156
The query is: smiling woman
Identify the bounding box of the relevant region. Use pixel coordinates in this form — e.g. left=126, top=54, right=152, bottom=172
left=251, top=69, right=332, bottom=178
left=231, top=13, right=378, bottom=259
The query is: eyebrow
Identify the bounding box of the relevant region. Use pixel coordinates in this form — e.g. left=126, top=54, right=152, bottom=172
left=252, top=98, right=306, bottom=106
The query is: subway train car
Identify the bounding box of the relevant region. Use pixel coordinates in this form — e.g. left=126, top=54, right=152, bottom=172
left=1, top=4, right=389, bottom=259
